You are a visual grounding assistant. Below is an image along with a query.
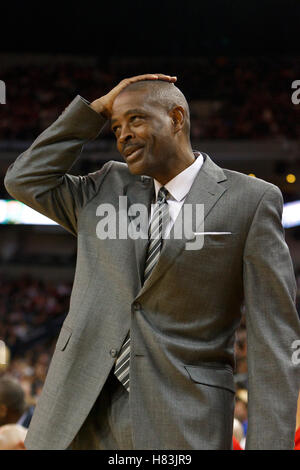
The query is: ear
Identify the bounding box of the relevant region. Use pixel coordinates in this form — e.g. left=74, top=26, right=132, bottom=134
left=169, top=106, right=185, bottom=134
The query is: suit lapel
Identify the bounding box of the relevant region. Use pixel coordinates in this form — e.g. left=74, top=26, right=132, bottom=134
left=137, top=154, right=229, bottom=295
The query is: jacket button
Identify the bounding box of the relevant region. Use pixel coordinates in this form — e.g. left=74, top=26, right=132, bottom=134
left=133, top=302, right=141, bottom=312
left=110, top=349, right=117, bottom=357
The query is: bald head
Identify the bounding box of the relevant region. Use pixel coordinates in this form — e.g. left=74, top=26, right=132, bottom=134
left=119, top=80, right=191, bottom=137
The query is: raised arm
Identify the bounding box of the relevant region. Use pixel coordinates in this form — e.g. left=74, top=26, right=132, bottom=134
left=4, top=73, right=176, bottom=235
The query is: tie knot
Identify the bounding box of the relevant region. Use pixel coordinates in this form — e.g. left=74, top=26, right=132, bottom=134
left=157, top=187, right=169, bottom=204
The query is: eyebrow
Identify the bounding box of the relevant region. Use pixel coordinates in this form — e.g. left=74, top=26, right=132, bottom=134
left=111, top=108, right=146, bottom=126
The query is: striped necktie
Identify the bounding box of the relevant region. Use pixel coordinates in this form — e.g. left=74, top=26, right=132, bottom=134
left=114, top=187, right=170, bottom=392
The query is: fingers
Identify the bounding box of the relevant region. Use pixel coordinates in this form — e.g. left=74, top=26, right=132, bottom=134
left=153, top=73, right=177, bottom=82
left=126, top=73, right=177, bottom=84
left=106, top=74, right=178, bottom=113
left=118, top=74, right=177, bottom=91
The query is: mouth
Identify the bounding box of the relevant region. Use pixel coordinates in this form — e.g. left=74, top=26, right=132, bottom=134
left=124, top=146, right=144, bottom=162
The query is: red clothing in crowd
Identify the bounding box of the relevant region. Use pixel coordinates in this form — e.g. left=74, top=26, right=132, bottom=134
left=232, top=436, right=243, bottom=450
left=294, top=428, right=300, bottom=450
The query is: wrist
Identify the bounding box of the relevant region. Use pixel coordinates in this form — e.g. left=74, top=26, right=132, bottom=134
left=90, top=99, right=109, bottom=119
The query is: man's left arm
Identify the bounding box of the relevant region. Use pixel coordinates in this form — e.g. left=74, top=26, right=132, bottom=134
left=243, top=184, right=300, bottom=450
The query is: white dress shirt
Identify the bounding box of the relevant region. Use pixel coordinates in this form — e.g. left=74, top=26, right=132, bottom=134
left=151, top=152, right=204, bottom=238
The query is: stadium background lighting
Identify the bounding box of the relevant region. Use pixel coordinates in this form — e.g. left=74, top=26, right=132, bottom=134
left=1, top=199, right=300, bottom=229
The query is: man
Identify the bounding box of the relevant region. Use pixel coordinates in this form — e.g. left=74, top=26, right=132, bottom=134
left=4, top=73, right=300, bottom=450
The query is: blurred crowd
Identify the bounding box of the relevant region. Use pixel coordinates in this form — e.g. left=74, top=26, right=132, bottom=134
left=0, top=274, right=299, bottom=449
left=0, top=276, right=71, bottom=413
left=0, top=276, right=71, bottom=355
left=0, top=275, right=71, bottom=448
left=1, top=56, right=300, bottom=141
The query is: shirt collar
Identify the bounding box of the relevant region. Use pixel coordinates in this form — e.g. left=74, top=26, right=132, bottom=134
left=153, top=151, right=203, bottom=202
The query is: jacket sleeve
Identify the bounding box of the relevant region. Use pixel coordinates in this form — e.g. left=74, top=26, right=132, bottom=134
left=4, top=95, right=112, bottom=236
left=243, top=184, right=300, bottom=449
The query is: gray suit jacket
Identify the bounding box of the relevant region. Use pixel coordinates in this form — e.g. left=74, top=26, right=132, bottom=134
left=4, top=96, right=300, bottom=450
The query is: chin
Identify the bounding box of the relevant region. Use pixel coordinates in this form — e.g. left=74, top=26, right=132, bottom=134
left=126, top=162, right=146, bottom=176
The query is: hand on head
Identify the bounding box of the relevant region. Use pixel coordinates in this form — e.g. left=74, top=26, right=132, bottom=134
left=90, top=73, right=177, bottom=117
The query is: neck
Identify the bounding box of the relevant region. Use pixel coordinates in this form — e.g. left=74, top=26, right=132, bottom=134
left=156, top=145, right=195, bottom=185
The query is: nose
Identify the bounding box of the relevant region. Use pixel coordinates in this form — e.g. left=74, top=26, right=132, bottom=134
left=118, top=125, right=134, bottom=144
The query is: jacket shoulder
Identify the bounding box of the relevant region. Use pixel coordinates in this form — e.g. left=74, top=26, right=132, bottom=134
left=223, top=167, right=281, bottom=197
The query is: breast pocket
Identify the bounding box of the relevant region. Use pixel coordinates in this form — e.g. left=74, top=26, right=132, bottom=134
left=201, top=232, right=237, bottom=248
left=184, top=232, right=238, bottom=251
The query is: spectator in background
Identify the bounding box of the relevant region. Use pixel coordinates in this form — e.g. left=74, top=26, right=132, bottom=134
left=0, top=424, right=27, bottom=450
left=0, top=376, right=33, bottom=428
left=234, top=389, right=248, bottom=438
left=232, top=418, right=244, bottom=450
left=0, top=344, right=10, bottom=374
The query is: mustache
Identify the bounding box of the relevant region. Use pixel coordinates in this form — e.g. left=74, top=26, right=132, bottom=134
left=122, top=144, right=144, bottom=157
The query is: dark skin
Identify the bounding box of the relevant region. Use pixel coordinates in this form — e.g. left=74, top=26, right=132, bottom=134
left=91, top=74, right=195, bottom=185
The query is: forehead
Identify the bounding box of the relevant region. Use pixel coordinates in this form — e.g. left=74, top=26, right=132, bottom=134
left=111, top=89, right=158, bottom=121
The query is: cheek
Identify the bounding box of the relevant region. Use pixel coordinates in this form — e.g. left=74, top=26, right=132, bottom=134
left=116, top=139, right=123, bottom=153
left=142, top=123, right=170, bottom=154
left=152, top=132, right=172, bottom=153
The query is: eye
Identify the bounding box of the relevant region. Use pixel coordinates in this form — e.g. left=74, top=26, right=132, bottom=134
left=112, top=125, right=120, bottom=134
left=130, top=115, right=143, bottom=123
